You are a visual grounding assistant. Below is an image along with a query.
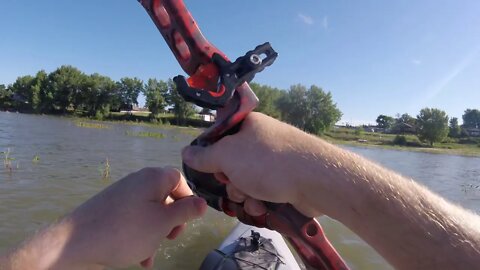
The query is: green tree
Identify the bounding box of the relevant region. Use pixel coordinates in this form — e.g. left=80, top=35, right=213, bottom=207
left=117, top=77, right=143, bottom=111
left=416, top=108, right=449, bottom=146
left=48, top=65, right=86, bottom=113
left=376, top=115, right=394, bottom=129
left=278, top=84, right=309, bottom=128
left=305, top=85, right=342, bottom=134
left=448, top=117, right=461, bottom=138
left=32, top=70, right=48, bottom=113
left=0, top=84, right=13, bottom=110
left=167, top=79, right=196, bottom=125
left=462, top=109, right=480, bottom=129
left=144, top=79, right=168, bottom=117
left=81, top=74, right=117, bottom=118
left=278, top=84, right=342, bottom=134
left=250, top=82, right=284, bottom=119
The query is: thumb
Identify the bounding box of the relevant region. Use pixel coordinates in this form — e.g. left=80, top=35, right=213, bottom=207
left=182, top=145, right=222, bottom=173
left=165, top=196, right=207, bottom=226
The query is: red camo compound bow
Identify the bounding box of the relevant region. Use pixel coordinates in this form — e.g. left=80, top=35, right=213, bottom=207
left=139, top=1, right=349, bottom=269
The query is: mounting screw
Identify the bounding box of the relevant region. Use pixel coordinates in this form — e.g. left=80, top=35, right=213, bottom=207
left=250, top=54, right=262, bottom=65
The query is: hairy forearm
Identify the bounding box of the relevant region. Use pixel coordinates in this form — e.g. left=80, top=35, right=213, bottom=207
left=301, top=137, right=480, bottom=269
left=0, top=219, right=103, bottom=270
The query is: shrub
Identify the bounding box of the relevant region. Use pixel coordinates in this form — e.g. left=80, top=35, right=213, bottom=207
left=94, top=111, right=105, bottom=120
left=458, top=138, right=479, bottom=145
left=354, top=128, right=363, bottom=136
left=406, top=137, right=423, bottom=147
left=442, top=137, right=456, bottom=143
left=393, top=135, right=407, bottom=146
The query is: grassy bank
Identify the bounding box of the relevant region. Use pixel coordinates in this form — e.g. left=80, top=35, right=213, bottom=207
left=49, top=111, right=480, bottom=157
left=66, top=112, right=204, bottom=139
left=324, top=127, right=480, bottom=157
left=106, top=112, right=209, bottom=128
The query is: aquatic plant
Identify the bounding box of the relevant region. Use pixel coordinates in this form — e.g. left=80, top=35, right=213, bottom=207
left=178, top=128, right=201, bottom=137
left=126, top=131, right=165, bottom=139
left=461, top=183, right=480, bottom=193
left=172, top=135, right=182, bottom=142
left=1, top=148, right=16, bottom=173
left=100, top=158, right=111, bottom=182
left=75, top=121, right=111, bottom=129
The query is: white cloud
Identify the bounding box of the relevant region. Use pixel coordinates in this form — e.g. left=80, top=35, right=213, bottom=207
left=322, top=16, right=329, bottom=30
left=411, top=59, right=422, bottom=65
left=298, top=13, right=314, bottom=25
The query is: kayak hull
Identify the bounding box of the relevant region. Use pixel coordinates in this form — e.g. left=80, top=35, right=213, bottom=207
left=200, top=222, right=301, bottom=270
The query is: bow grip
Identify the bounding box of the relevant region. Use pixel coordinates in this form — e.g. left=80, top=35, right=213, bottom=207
left=183, top=161, right=226, bottom=211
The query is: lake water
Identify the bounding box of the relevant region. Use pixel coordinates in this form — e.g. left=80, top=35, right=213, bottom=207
left=1, top=112, right=479, bottom=269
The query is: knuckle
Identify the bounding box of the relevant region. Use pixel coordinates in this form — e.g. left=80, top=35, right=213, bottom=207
left=162, top=167, right=181, bottom=182
left=138, top=167, right=168, bottom=187
left=244, top=112, right=263, bottom=128
left=139, top=167, right=161, bottom=176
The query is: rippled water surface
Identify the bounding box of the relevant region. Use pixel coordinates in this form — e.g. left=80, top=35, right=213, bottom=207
left=1, top=112, right=479, bottom=269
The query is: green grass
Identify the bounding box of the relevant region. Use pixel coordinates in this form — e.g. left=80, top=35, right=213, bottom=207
left=125, top=131, right=165, bottom=139
left=75, top=121, right=111, bottom=129
left=324, top=128, right=480, bottom=157
left=177, top=127, right=202, bottom=137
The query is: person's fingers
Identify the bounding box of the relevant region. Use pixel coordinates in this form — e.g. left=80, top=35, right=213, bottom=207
left=182, top=145, right=222, bottom=173
left=146, top=167, right=183, bottom=201
left=140, top=253, right=156, bottom=269
left=214, top=172, right=230, bottom=184
left=167, top=224, right=186, bottom=240
left=244, top=198, right=267, bottom=216
left=166, top=168, right=193, bottom=200
left=133, top=167, right=178, bottom=201
left=164, top=196, right=207, bottom=226
left=226, top=184, right=247, bottom=203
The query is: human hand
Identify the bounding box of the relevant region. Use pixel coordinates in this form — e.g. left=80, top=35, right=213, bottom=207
left=182, top=112, right=327, bottom=218
left=57, top=167, right=207, bottom=269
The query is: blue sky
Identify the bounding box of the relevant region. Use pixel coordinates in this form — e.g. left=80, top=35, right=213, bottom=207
left=1, top=0, right=479, bottom=125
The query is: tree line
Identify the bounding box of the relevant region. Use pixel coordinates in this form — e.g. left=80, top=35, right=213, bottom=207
left=2, top=65, right=477, bottom=146
left=0, top=65, right=197, bottom=123
left=375, top=108, right=480, bottom=146
left=0, top=65, right=343, bottom=134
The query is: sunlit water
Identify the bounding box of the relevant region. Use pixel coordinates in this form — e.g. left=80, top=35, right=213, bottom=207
left=1, top=112, right=479, bottom=269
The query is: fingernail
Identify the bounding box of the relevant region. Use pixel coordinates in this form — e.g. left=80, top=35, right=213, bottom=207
left=245, top=199, right=267, bottom=217
left=140, top=256, right=154, bottom=269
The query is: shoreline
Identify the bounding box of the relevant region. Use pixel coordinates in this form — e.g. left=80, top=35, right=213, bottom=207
left=325, top=137, right=480, bottom=157
left=3, top=111, right=479, bottom=157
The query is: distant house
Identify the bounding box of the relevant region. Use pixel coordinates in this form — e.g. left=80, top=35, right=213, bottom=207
left=362, top=125, right=384, bottom=133
left=465, top=128, right=480, bottom=137
left=334, top=124, right=355, bottom=130
left=391, top=122, right=416, bottom=134
left=199, top=112, right=215, bottom=122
